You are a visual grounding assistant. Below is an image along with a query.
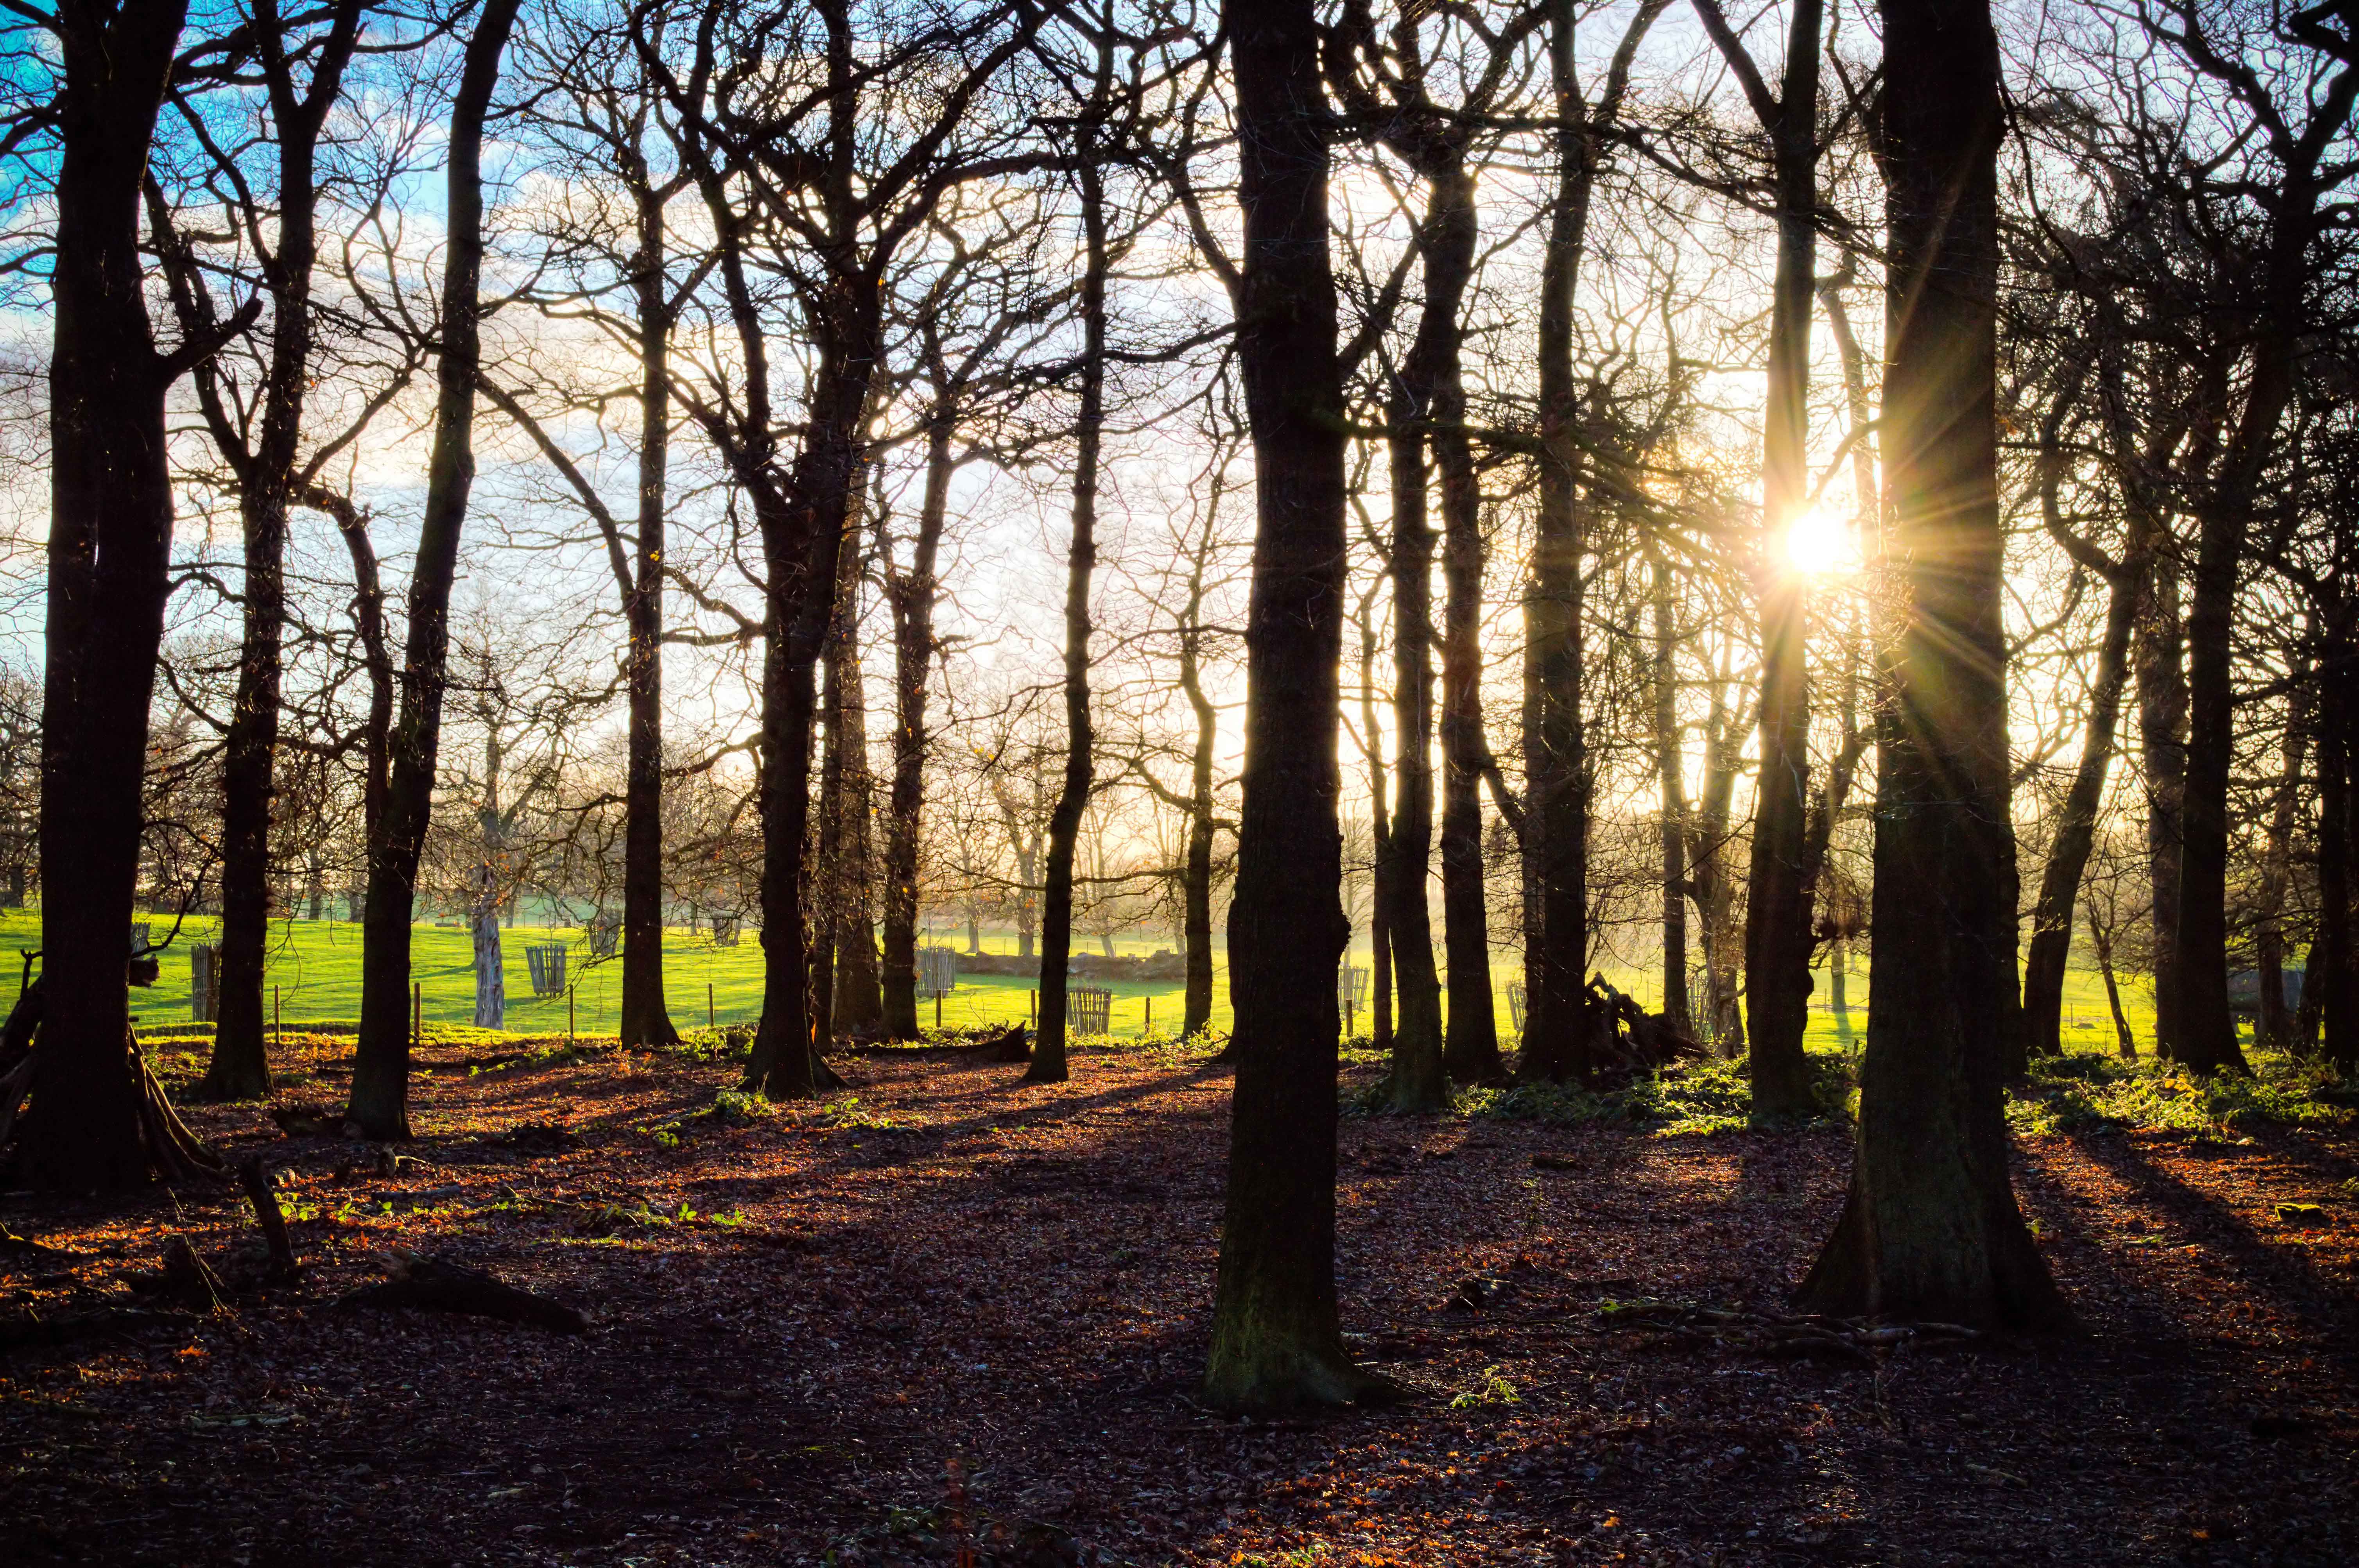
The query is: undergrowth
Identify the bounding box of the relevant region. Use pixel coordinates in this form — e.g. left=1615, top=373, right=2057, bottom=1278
left=2007, top=1051, right=2355, bottom=1138
left=1425, top=1052, right=1855, bottom=1136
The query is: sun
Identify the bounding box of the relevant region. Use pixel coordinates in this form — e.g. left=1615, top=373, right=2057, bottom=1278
left=1782, top=508, right=1859, bottom=576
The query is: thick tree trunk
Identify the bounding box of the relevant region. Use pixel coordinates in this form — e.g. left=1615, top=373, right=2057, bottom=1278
left=815, top=523, right=881, bottom=1040
left=620, top=194, right=679, bottom=1049
left=1796, top=0, right=2068, bottom=1329
left=347, top=0, right=523, bottom=1140
left=1205, top=0, right=1384, bottom=1410
left=881, top=419, right=952, bottom=1040
left=24, top=0, right=194, bottom=1191
left=744, top=335, right=873, bottom=1101
left=2020, top=565, right=2137, bottom=1058
left=1029, top=140, right=1108, bottom=1086
left=1739, top=0, right=1823, bottom=1119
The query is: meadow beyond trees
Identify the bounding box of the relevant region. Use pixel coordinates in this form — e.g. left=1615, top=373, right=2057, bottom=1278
left=2, top=1, right=2357, bottom=1562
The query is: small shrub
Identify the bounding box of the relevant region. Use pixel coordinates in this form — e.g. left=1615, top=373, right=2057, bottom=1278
left=820, top=1095, right=903, bottom=1132
left=1449, top=1364, right=1520, bottom=1409
left=703, top=1087, right=774, bottom=1125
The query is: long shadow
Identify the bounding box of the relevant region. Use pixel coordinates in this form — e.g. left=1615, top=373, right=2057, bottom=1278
left=2064, top=1129, right=2359, bottom=1344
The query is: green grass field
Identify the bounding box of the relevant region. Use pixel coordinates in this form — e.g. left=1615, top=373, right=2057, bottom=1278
left=0, top=906, right=2164, bottom=1054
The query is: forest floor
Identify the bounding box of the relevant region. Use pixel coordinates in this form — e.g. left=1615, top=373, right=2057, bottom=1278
left=5, top=1036, right=2356, bottom=1567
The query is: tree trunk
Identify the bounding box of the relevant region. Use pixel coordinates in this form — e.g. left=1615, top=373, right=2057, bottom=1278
left=347, top=0, right=524, bottom=1140
left=24, top=0, right=194, bottom=1191
left=2020, top=564, right=2137, bottom=1059
left=1380, top=387, right=1445, bottom=1108
left=2092, top=919, right=2135, bottom=1058
left=1359, top=605, right=1393, bottom=1055
left=1689, top=677, right=1746, bottom=1054
left=201, top=2, right=362, bottom=1100
left=471, top=858, right=506, bottom=1030
left=1029, top=130, right=1108, bottom=1087
left=2319, top=612, right=2354, bottom=1074
left=830, top=625, right=883, bottom=1036
left=1520, top=0, right=1667, bottom=1086
left=1205, top=0, right=1384, bottom=1410
left=1181, top=594, right=1221, bottom=1040
left=2252, top=664, right=2309, bottom=1052
left=809, top=615, right=842, bottom=1053
left=1739, top=0, right=1823, bottom=1119
left=1796, top=0, right=2068, bottom=1328
left=619, top=186, right=679, bottom=1049
left=1652, top=557, right=1692, bottom=1037
left=1426, top=164, right=1498, bottom=1086
left=881, top=418, right=952, bottom=1040
left=744, top=330, right=873, bottom=1101
left=816, top=522, right=882, bottom=1040
left=2169, top=132, right=2318, bottom=1077
left=1379, top=402, right=1447, bottom=1103
left=2134, top=546, right=2190, bottom=1063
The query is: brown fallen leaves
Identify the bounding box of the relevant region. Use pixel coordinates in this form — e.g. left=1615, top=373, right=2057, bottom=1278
left=0, top=1040, right=2354, bottom=1566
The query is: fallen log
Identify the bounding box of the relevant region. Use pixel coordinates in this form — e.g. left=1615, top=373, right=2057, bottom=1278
left=269, top=1103, right=348, bottom=1137
left=338, top=1253, right=588, bottom=1335
left=957, top=1023, right=1031, bottom=1063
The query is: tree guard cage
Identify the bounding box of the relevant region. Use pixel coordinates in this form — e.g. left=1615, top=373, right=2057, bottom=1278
left=1506, top=981, right=1526, bottom=1034
left=1336, top=964, right=1368, bottom=1011
left=526, top=943, right=568, bottom=999
left=587, top=909, right=620, bottom=958
left=710, top=915, right=740, bottom=947
left=1067, top=984, right=1112, bottom=1037
left=129, top=923, right=158, bottom=988
left=918, top=946, right=958, bottom=998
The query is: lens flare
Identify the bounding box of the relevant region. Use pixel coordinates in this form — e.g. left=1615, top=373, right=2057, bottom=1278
left=1783, top=508, right=1858, bottom=575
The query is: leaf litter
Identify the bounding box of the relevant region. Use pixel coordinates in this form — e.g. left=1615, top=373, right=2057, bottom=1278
left=1, top=1038, right=2355, bottom=1565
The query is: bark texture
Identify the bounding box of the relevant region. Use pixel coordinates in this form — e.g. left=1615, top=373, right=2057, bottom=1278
left=1205, top=0, right=1385, bottom=1410
left=1796, top=0, right=2069, bottom=1329
left=26, top=0, right=203, bottom=1190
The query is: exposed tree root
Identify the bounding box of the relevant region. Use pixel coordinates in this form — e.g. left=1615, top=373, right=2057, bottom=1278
left=0, top=979, right=227, bottom=1186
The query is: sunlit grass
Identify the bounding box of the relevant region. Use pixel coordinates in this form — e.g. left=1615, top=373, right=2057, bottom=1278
left=0, top=906, right=2163, bottom=1059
